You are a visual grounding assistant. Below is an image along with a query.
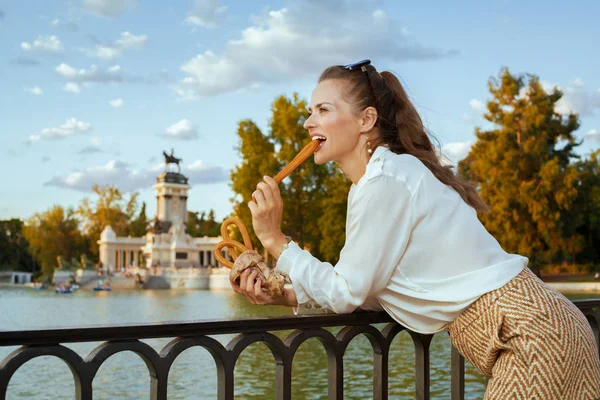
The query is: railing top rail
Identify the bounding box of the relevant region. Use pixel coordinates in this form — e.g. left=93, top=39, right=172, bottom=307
left=0, top=311, right=395, bottom=347
left=0, top=299, right=597, bottom=348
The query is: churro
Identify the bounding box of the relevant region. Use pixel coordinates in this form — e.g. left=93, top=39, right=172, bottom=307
left=273, top=139, right=321, bottom=183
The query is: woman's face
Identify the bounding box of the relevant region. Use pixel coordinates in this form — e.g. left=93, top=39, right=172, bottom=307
left=304, top=79, right=364, bottom=166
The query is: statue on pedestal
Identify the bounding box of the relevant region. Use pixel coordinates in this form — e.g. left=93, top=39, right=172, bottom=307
left=163, top=148, right=182, bottom=173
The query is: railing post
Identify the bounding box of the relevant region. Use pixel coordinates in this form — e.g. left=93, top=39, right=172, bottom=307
left=217, top=357, right=235, bottom=400
left=149, top=370, right=168, bottom=400
left=450, top=345, right=465, bottom=400
left=327, top=350, right=344, bottom=400
left=75, top=374, right=93, bottom=400
left=372, top=345, right=389, bottom=400
left=275, top=357, right=292, bottom=400
left=413, top=334, right=433, bottom=400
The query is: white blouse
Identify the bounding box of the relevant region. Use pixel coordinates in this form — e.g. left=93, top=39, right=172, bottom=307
left=276, top=145, right=527, bottom=334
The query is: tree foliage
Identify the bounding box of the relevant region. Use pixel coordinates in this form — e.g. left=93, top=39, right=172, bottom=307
left=22, top=206, right=86, bottom=278
left=0, top=218, right=38, bottom=272
left=187, top=209, right=222, bottom=237
left=230, top=94, right=350, bottom=262
left=76, top=185, right=141, bottom=258
left=128, top=201, right=148, bottom=237
left=459, top=68, right=594, bottom=267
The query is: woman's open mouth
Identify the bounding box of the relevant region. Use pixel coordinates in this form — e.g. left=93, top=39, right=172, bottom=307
left=312, top=136, right=326, bottom=152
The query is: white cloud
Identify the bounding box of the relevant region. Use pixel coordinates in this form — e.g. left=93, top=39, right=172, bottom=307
left=26, top=134, right=42, bottom=144
left=175, top=1, right=457, bottom=98
left=77, top=137, right=103, bottom=154
left=542, top=78, right=600, bottom=116
left=25, top=87, right=43, bottom=95
left=51, top=19, right=60, bottom=27
left=45, top=158, right=227, bottom=192
left=56, top=63, right=124, bottom=91
left=116, top=31, right=147, bottom=48
left=441, top=141, right=472, bottom=165
left=186, top=160, right=229, bottom=183
left=82, top=32, right=147, bottom=60
left=21, top=35, right=64, bottom=54
left=185, top=0, right=228, bottom=28
left=89, top=45, right=122, bottom=60
left=163, top=119, right=199, bottom=140
left=82, top=0, right=136, bottom=17
left=586, top=129, right=599, bottom=143
left=469, top=99, right=485, bottom=113
left=64, top=82, right=81, bottom=93
left=110, top=98, right=124, bottom=107
left=36, top=118, right=91, bottom=140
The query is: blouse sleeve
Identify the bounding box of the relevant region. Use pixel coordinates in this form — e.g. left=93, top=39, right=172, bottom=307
left=276, top=175, right=414, bottom=314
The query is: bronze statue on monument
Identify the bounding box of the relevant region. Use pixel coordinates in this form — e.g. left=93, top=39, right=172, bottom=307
left=163, top=148, right=182, bottom=173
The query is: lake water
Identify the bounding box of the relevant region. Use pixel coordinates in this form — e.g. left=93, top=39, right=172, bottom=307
left=0, top=287, right=595, bottom=399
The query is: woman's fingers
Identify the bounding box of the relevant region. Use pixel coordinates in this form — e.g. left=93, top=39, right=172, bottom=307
left=263, top=176, right=280, bottom=197
left=256, top=182, right=273, bottom=206
left=230, top=277, right=241, bottom=293
left=232, top=268, right=274, bottom=305
left=252, top=189, right=265, bottom=204
left=244, top=269, right=257, bottom=294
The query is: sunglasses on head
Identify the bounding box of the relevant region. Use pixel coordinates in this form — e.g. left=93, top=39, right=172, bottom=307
left=343, top=59, right=378, bottom=108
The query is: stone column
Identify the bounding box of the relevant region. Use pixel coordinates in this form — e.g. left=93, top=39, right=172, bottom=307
left=134, top=251, right=139, bottom=267
left=180, top=196, right=188, bottom=225
left=164, top=195, right=172, bottom=223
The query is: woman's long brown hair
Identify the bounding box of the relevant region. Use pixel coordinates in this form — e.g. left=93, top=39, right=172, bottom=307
left=318, top=65, right=488, bottom=212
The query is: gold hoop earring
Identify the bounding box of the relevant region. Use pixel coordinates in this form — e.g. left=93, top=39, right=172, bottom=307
left=366, top=135, right=372, bottom=154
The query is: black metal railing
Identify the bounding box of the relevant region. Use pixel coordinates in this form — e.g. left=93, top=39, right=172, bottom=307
left=1, top=299, right=598, bottom=400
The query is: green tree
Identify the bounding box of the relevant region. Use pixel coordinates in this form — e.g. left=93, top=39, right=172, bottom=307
left=317, top=169, right=352, bottom=263
left=459, top=68, right=581, bottom=269
left=0, top=218, right=38, bottom=272
left=128, top=201, right=148, bottom=237
left=563, top=150, right=600, bottom=264
left=187, top=210, right=221, bottom=237
left=76, top=185, right=140, bottom=258
left=204, top=209, right=221, bottom=237
left=22, top=205, right=86, bottom=279
left=187, top=211, right=203, bottom=237
left=230, top=94, right=348, bottom=261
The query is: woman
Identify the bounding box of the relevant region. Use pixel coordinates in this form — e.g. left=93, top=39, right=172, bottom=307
left=231, top=60, right=600, bottom=399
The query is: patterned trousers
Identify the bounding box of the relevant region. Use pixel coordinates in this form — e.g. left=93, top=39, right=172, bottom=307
left=447, top=267, right=600, bottom=399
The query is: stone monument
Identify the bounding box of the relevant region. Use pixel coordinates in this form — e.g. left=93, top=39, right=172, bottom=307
left=98, top=150, right=222, bottom=276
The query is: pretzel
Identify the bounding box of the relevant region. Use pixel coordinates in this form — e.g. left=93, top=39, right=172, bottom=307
left=214, top=139, right=322, bottom=268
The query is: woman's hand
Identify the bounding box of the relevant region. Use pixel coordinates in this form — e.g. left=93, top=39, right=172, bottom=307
left=248, top=176, right=287, bottom=255
left=230, top=268, right=298, bottom=307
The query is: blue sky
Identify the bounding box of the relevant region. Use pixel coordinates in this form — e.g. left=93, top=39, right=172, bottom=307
left=2, top=0, right=599, bottom=222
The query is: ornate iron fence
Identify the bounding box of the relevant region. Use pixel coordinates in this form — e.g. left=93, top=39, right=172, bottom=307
left=0, top=299, right=598, bottom=400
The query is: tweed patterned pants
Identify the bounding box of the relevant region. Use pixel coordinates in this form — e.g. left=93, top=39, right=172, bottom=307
left=447, top=267, right=600, bottom=399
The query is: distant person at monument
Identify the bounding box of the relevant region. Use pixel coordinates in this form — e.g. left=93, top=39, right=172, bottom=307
left=231, top=60, right=600, bottom=399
